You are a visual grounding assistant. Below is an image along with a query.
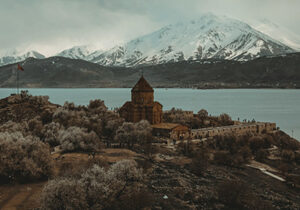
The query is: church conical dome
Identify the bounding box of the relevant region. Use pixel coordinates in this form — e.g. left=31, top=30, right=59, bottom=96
left=131, top=76, right=153, bottom=92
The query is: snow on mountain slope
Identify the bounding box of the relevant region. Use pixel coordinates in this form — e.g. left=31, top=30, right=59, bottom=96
left=248, top=18, right=300, bottom=51
left=91, top=14, right=295, bottom=66
left=0, top=50, right=45, bottom=67
left=56, top=46, right=93, bottom=60
left=86, top=49, right=104, bottom=61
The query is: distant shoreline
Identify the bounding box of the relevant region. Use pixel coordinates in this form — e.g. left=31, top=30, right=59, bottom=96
left=0, top=87, right=300, bottom=89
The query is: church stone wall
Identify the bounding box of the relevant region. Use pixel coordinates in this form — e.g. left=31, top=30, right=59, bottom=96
left=120, top=76, right=162, bottom=124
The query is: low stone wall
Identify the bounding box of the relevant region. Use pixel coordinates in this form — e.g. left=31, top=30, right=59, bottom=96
left=191, top=122, right=276, bottom=140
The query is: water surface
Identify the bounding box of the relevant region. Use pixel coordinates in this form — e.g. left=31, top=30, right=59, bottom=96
left=1, top=88, right=299, bottom=140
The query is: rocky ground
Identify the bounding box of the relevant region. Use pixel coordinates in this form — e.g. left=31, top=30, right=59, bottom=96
left=0, top=146, right=299, bottom=210
left=147, top=157, right=300, bottom=209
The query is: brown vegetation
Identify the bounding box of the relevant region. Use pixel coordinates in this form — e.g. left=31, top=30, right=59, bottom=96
left=0, top=132, right=53, bottom=183
left=163, top=108, right=234, bottom=129
left=40, top=159, right=151, bottom=210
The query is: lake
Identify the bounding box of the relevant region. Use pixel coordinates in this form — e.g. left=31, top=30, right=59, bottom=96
left=1, top=88, right=299, bottom=141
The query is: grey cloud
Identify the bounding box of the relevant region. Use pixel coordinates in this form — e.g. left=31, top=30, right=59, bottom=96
left=0, top=0, right=299, bottom=56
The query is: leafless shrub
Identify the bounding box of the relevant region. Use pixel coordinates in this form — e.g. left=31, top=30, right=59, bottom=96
left=42, top=122, right=62, bottom=146
left=53, top=106, right=87, bottom=128
left=135, top=120, right=152, bottom=144
left=218, top=113, right=233, bottom=126
left=40, top=159, right=145, bottom=210
left=163, top=108, right=194, bottom=127
left=52, top=107, right=73, bottom=127
left=40, top=178, right=88, bottom=210
left=190, top=149, right=209, bottom=175
left=103, top=118, right=124, bottom=141
left=52, top=99, right=123, bottom=141
left=239, top=146, right=252, bottom=162
left=214, top=150, right=247, bottom=167
left=198, top=109, right=208, bottom=118
left=0, top=121, right=28, bottom=135
left=255, top=149, right=269, bottom=162
left=281, top=149, right=295, bottom=162
left=88, top=99, right=107, bottom=113
left=115, top=122, right=136, bottom=147
left=41, top=109, right=53, bottom=124
left=214, top=151, right=233, bottom=166
left=82, top=159, right=144, bottom=209
left=163, top=108, right=233, bottom=129
left=177, top=141, right=195, bottom=156
left=215, top=134, right=238, bottom=153
left=114, top=120, right=152, bottom=148
left=249, top=136, right=266, bottom=152
left=58, top=126, right=101, bottom=152
left=18, top=90, right=50, bottom=105
left=0, top=132, right=52, bottom=183
left=28, top=117, right=44, bottom=138
left=272, top=131, right=300, bottom=150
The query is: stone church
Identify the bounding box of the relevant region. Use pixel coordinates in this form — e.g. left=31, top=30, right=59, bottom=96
left=119, top=76, right=162, bottom=124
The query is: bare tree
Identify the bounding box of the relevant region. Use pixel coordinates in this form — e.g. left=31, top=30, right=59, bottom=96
left=59, top=126, right=101, bottom=152
left=0, top=132, right=52, bottom=183
left=40, top=159, right=144, bottom=210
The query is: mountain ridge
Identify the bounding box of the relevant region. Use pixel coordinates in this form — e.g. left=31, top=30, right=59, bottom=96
left=0, top=14, right=297, bottom=67
left=90, top=14, right=294, bottom=67
left=0, top=52, right=299, bottom=88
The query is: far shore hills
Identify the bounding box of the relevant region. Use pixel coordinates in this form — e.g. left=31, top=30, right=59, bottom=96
left=0, top=52, right=299, bottom=89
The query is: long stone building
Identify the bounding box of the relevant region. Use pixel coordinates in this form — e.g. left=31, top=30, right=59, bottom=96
left=119, top=76, right=163, bottom=124
left=191, top=122, right=276, bottom=139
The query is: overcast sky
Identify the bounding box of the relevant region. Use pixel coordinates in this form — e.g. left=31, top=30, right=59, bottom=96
left=1, top=0, right=299, bottom=56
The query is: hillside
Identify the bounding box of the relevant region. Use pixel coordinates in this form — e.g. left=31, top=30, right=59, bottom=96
left=0, top=93, right=299, bottom=209
left=0, top=53, right=299, bottom=88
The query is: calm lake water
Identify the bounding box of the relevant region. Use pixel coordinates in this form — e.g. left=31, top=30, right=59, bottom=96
left=1, top=88, right=299, bottom=141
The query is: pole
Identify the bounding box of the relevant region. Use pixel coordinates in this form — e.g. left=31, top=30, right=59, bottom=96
left=17, top=68, right=19, bottom=94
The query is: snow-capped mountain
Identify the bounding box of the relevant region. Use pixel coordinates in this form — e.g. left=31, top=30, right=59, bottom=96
left=247, top=18, right=300, bottom=51
left=0, top=50, right=45, bottom=67
left=91, top=14, right=295, bottom=66
left=56, top=46, right=93, bottom=60
left=55, top=45, right=104, bottom=61
left=86, top=49, right=104, bottom=61
left=1, top=14, right=297, bottom=67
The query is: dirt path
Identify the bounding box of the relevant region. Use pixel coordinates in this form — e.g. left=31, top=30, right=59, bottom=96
left=0, top=182, right=46, bottom=210
left=246, top=160, right=286, bottom=182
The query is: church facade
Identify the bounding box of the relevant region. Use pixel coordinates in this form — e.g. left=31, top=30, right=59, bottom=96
left=119, top=76, right=162, bottom=124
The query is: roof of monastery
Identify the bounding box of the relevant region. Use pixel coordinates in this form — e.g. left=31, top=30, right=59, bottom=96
left=131, top=76, right=154, bottom=92
left=152, top=123, right=188, bottom=130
